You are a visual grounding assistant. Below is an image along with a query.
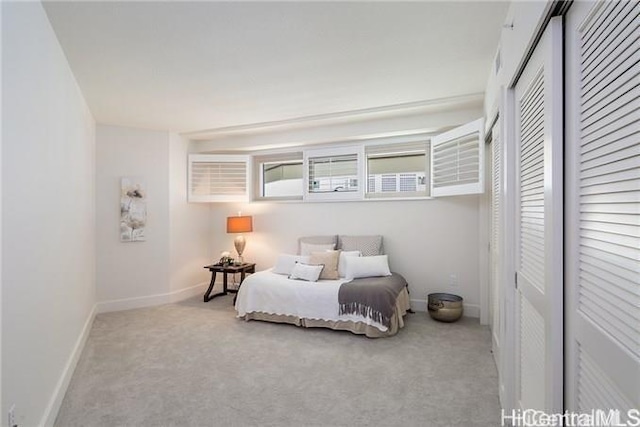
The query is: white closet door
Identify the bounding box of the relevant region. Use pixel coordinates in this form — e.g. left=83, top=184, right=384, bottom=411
left=490, top=121, right=502, bottom=368
left=514, top=17, right=563, bottom=412
left=565, top=0, right=640, bottom=415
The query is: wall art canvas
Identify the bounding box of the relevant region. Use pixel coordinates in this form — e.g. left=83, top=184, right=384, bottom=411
left=120, top=177, right=146, bottom=242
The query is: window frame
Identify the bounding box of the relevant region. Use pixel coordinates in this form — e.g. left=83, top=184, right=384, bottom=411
left=364, top=139, right=430, bottom=199
left=253, top=152, right=304, bottom=201
left=188, top=119, right=484, bottom=204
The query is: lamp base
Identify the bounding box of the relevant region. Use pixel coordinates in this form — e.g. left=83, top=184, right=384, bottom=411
left=234, top=235, right=246, bottom=264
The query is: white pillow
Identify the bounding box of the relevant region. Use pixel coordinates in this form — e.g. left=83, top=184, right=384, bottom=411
left=289, top=262, right=324, bottom=282
left=344, top=255, right=391, bottom=280
left=273, top=254, right=310, bottom=275
left=300, top=242, right=335, bottom=256
left=338, top=250, right=361, bottom=278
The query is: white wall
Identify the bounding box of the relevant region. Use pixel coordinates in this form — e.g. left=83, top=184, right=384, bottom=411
left=210, top=197, right=481, bottom=315
left=484, top=0, right=553, bottom=118
left=169, top=134, right=211, bottom=293
left=2, top=2, right=96, bottom=425
left=96, top=126, right=211, bottom=310
left=96, top=125, right=171, bottom=305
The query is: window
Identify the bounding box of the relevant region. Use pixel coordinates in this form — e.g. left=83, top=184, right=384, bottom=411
left=308, top=155, right=358, bottom=192
left=254, top=153, right=303, bottom=200
left=188, top=154, right=251, bottom=202
left=304, top=147, right=362, bottom=201
left=188, top=120, right=484, bottom=203
left=365, top=141, right=429, bottom=198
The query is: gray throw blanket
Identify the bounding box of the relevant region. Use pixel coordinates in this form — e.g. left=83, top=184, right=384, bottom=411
left=338, top=273, right=408, bottom=328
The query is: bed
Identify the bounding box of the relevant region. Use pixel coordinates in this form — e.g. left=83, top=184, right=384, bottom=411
left=234, top=235, right=411, bottom=338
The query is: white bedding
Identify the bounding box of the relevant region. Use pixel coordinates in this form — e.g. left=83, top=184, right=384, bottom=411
left=235, top=269, right=388, bottom=332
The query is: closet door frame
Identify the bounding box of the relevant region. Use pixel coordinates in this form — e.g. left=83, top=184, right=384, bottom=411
left=500, top=84, right=518, bottom=414
left=513, top=16, right=563, bottom=412
left=500, top=16, right=564, bottom=413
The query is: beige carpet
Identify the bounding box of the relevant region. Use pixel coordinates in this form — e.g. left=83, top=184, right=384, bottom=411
left=55, top=294, right=501, bottom=426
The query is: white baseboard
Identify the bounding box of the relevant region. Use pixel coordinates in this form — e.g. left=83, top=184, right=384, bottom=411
left=41, top=304, right=97, bottom=427
left=39, top=282, right=208, bottom=425
left=462, top=303, right=480, bottom=318
left=96, top=282, right=208, bottom=314
left=410, top=298, right=428, bottom=312
left=168, top=282, right=209, bottom=303
left=410, top=298, right=480, bottom=318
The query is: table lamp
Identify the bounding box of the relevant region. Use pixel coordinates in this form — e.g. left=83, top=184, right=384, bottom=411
left=227, top=215, right=253, bottom=264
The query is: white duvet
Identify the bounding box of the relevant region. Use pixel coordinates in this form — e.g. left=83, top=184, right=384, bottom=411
left=235, top=269, right=388, bottom=332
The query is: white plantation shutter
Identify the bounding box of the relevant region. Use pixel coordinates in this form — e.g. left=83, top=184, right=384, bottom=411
left=188, top=154, right=250, bottom=202
left=566, top=0, right=640, bottom=415
left=431, top=119, right=484, bottom=197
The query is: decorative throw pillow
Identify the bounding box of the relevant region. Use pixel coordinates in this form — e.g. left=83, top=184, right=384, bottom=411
left=289, top=262, right=324, bottom=282
left=309, top=251, right=340, bottom=280
left=300, top=242, right=335, bottom=256
left=298, top=235, right=337, bottom=254
left=338, top=235, right=384, bottom=256
left=338, top=250, right=361, bottom=278
left=344, top=255, right=391, bottom=280
left=273, top=254, right=311, bottom=275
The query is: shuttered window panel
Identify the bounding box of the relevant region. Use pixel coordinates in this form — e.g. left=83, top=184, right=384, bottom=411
left=365, top=141, right=429, bottom=198
left=519, top=70, right=546, bottom=294
left=188, top=154, right=250, bottom=202
left=578, top=0, right=640, bottom=360
left=430, top=119, right=484, bottom=197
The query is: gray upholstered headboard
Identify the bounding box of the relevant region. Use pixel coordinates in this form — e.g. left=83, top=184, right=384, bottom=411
left=338, top=235, right=384, bottom=256
left=297, top=235, right=338, bottom=255
left=297, top=235, right=384, bottom=256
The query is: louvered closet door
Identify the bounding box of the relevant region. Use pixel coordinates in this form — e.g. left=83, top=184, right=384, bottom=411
left=490, top=121, right=502, bottom=369
left=565, top=1, right=640, bottom=415
left=514, top=16, right=563, bottom=412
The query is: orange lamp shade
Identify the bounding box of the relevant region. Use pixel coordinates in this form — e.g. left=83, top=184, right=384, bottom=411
left=227, top=216, right=253, bottom=234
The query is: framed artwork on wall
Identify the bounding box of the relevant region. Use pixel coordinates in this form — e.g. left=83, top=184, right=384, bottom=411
left=120, top=177, right=146, bottom=242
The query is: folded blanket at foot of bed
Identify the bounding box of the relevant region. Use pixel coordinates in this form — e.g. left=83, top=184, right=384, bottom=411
left=338, top=272, right=408, bottom=328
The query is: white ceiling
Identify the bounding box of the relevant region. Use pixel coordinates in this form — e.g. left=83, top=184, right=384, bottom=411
left=43, top=1, right=508, bottom=134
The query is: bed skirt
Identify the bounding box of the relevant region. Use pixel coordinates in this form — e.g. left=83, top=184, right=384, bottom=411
left=237, top=287, right=411, bottom=338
